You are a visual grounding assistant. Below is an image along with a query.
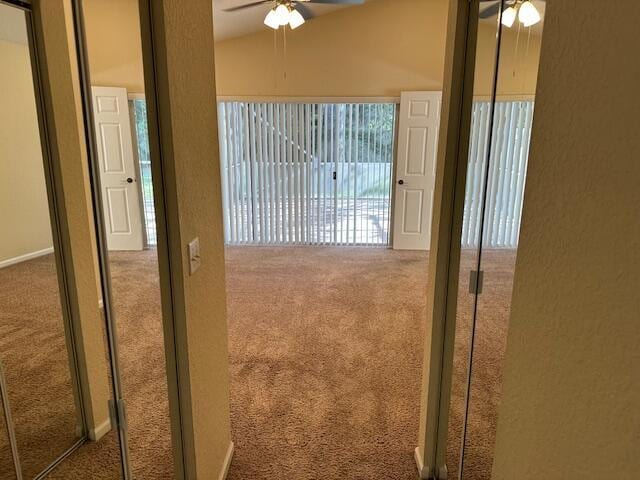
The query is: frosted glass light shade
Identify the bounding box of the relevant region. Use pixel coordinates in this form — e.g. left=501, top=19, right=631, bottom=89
left=519, top=1, right=541, bottom=27
left=274, top=4, right=291, bottom=26
left=501, top=6, right=517, bottom=27
left=288, top=9, right=305, bottom=29
left=264, top=9, right=280, bottom=29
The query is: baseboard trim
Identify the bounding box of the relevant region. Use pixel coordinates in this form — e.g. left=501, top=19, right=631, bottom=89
left=414, top=447, right=431, bottom=479
left=88, top=418, right=112, bottom=441
left=218, top=441, right=234, bottom=480
left=0, top=247, right=54, bottom=269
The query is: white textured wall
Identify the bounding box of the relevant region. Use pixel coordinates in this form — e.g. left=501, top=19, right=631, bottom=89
left=491, top=1, right=640, bottom=479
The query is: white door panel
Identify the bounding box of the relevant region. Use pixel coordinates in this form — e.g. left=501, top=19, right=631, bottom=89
left=106, top=188, right=132, bottom=233
left=92, top=86, right=144, bottom=251
left=393, top=91, right=441, bottom=250
left=402, top=189, right=424, bottom=234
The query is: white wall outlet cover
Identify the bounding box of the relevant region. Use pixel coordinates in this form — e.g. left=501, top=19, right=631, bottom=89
left=188, top=237, right=201, bottom=275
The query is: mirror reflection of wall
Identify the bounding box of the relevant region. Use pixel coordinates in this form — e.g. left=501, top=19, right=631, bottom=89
left=0, top=3, right=82, bottom=478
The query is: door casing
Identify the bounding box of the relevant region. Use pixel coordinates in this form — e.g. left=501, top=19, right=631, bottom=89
left=415, top=0, right=485, bottom=478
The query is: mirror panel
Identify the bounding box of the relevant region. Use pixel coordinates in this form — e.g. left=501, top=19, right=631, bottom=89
left=79, top=0, right=176, bottom=477
left=443, top=1, right=502, bottom=478
left=461, top=2, right=545, bottom=479
left=0, top=3, right=82, bottom=477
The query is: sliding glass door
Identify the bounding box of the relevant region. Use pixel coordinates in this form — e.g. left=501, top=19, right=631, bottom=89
left=217, top=101, right=397, bottom=246
left=131, top=100, right=398, bottom=247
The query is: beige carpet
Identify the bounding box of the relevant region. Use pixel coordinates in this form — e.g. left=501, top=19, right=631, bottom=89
left=225, top=247, right=429, bottom=479
left=0, top=247, right=515, bottom=479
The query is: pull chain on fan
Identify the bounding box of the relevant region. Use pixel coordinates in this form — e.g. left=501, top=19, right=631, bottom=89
left=224, top=0, right=365, bottom=82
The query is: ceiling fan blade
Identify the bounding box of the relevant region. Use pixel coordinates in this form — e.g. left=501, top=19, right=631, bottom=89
left=303, top=0, right=365, bottom=4
left=479, top=2, right=501, bottom=19
left=294, top=3, right=315, bottom=20
left=223, top=0, right=272, bottom=12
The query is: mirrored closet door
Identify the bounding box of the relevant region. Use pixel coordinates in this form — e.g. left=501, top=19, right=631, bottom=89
left=0, top=1, right=125, bottom=478
left=444, top=1, right=546, bottom=479
left=0, top=2, right=84, bottom=477
left=442, top=2, right=503, bottom=478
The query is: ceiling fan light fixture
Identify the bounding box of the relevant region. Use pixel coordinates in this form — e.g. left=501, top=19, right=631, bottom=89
left=274, top=4, right=291, bottom=26
left=264, top=9, right=280, bottom=29
left=518, top=1, right=541, bottom=27
left=288, top=8, right=305, bottom=29
left=501, top=6, right=517, bottom=28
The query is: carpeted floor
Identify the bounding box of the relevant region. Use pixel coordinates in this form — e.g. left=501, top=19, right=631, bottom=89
left=225, top=247, right=429, bottom=480
left=0, top=247, right=515, bottom=479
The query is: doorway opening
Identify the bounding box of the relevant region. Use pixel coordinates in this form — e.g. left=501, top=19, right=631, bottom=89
left=212, top=2, right=444, bottom=479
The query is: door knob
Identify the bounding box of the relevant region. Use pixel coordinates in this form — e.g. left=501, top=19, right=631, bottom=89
left=126, top=177, right=134, bottom=184
left=398, top=179, right=404, bottom=185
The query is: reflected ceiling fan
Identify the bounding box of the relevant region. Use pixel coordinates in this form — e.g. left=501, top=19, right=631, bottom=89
left=480, top=0, right=541, bottom=27
left=224, top=0, right=365, bottom=30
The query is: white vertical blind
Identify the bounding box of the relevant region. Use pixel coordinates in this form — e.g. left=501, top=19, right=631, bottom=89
left=217, top=102, right=397, bottom=246
left=461, top=100, right=534, bottom=248
left=131, top=99, right=157, bottom=246
left=132, top=98, right=531, bottom=251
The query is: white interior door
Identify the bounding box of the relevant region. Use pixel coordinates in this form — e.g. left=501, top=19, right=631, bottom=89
left=392, top=91, right=441, bottom=250
left=91, top=86, right=144, bottom=251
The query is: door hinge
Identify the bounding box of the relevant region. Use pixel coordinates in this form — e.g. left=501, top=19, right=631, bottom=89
left=108, top=398, right=128, bottom=431
left=469, top=270, right=484, bottom=295
left=332, top=171, right=337, bottom=180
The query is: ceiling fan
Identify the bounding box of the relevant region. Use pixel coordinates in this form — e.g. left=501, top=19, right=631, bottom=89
left=223, top=0, right=365, bottom=31
left=479, top=0, right=541, bottom=27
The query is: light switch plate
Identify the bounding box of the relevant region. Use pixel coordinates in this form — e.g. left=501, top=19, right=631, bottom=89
left=188, top=237, right=201, bottom=275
